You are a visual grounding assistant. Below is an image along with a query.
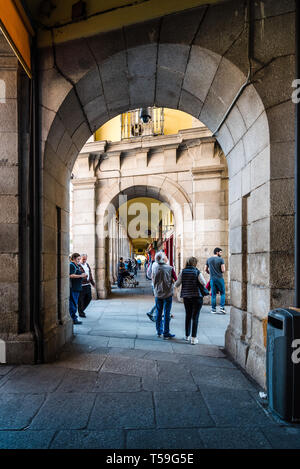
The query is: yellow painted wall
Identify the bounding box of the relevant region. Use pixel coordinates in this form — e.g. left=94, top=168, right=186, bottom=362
left=164, top=109, right=193, bottom=135
left=95, top=108, right=195, bottom=142
left=95, top=116, right=121, bottom=142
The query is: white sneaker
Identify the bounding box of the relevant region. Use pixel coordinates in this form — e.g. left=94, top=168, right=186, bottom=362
left=183, top=336, right=190, bottom=341
left=219, top=307, right=226, bottom=314
left=211, top=309, right=217, bottom=314
left=191, top=337, right=198, bottom=345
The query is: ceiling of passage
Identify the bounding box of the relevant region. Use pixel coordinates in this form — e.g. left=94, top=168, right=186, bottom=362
left=23, top=0, right=231, bottom=46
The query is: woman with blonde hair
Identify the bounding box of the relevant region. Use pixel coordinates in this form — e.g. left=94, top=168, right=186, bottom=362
left=175, top=256, right=206, bottom=344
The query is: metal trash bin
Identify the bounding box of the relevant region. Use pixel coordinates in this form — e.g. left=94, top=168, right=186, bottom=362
left=266, top=308, right=300, bottom=422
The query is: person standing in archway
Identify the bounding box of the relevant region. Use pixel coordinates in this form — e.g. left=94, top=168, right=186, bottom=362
left=69, top=253, right=87, bottom=325
left=205, top=247, right=226, bottom=314
left=175, top=256, right=206, bottom=344
left=152, top=252, right=176, bottom=339
left=78, top=254, right=95, bottom=318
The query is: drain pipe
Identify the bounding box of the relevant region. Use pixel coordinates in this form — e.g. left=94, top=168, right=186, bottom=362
left=31, top=39, right=44, bottom=363
left=295, top=2, right=300, bottom=308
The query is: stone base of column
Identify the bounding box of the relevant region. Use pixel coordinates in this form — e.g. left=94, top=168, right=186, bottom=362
left=43, top=320, right=73, bottom=362
left=225, top=323, right=266, bottom=389
left=0, top=332, right=35, bottom=364
left=97, top=288, right=108, bottom=299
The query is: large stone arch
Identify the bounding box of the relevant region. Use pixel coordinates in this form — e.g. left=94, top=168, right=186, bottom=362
left=94, top=177, right=193, bottom=298
left=39, top=1, right=295, bottom=386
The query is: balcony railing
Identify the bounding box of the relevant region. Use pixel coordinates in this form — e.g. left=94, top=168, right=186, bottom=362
left=121, top=107, right=164, bottom=139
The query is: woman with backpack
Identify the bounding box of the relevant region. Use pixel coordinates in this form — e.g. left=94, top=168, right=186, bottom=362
left=175, top=256, right=207, bottom=344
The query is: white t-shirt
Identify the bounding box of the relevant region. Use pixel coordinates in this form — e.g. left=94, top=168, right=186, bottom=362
left=81, top=263, right=90, bottom=284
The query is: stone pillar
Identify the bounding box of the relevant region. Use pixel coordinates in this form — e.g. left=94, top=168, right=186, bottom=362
left=0, top=54, right=19, bottom=338
left=72, top=177, right=97, bottom=296
left=0, top=45, right=35, bottom=363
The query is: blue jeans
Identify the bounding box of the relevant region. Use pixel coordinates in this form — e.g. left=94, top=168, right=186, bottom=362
left=155, top=296, right=172, bottom=335
left=69, top=290, right=80, bottom=320
left=210, top=277, right=225, bottom=310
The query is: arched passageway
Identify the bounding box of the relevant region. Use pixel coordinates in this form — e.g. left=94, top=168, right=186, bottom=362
left=0, top=1, right=293, bottom=388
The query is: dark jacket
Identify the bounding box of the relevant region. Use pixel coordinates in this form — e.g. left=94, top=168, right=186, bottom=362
left=175, top=266, right=205, bottom=298
left=79, top=263, right=95, bottom=287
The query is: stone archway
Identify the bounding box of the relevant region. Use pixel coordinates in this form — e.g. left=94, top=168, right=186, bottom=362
left=95, top=178, right=193, bottom=299
left=38, top=2, right=295, bottom=386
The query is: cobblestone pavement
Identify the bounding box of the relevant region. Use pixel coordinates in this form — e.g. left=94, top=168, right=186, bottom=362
left=0, top=272, right=299, bottom=449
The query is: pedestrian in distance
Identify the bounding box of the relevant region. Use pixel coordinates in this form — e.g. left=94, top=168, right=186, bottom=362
left=205, top=247, right=226, bottom=314
left=69, top=253, right=87, bottom=325
left=175, top=256, right=206, bottom=344
left=152, top=252, right=176, bottom=339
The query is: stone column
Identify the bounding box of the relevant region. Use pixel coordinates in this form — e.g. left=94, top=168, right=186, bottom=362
left=0, top=45, right=35, bottom=363
left=72, top=177, right=97, bottom=297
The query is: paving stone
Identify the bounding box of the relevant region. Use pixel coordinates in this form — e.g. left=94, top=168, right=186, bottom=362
left=94, top=372, right=141, bottom=393
left=52, top=351, right=107, bottom=372
left=88, top=392, right=154, bottom=430
left=0, top=366, right=14, bottom=376
left=89, top=330, right=136, bottom=339
left=107, top=347, right=148, bottom=359
left=199, top=386, right=273, bottom=427
left=108, top=337, right=135, bottom=349
left=178, top=355, right=236, bottom=370
left=198, top=427, right=272, bottom=449
left=157, top=361, right=195, bottom=386
left=260, top=426, right=300, bottom=449
left=29, top=393, right=96, bottom=430
left=142, top=376, right=197, bottom=393
left=101, top=355, right=156, bottom=377
left=71, top=334, right=110, bottom=348
left=0, top=365, right=66, bottom=393
left=0, top=394, right=45, bottom=430
left=0, top=430, right=55, bottom=449
left=73, top=325, right=93, bottom=335
left=191, top=365, right=256, bottom=391
left=154, top=391, right=214, bottom=428
left=134, top=339, right=173, bottom=353
left=56, top=369, right=98, bottom=393
left=171, top=342, right=225, bottom=358
left=50, top=429, right=125, bottom=449
left=126, top=428, right=204, bottom=449
left=143, top=351, right=178, bottom=363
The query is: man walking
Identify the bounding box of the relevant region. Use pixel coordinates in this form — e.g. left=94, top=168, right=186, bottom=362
left=205, top=247, right=226, bottom=314
left=152, top=252, right=175, bottom=339
left=78, top=254, right=95, bottom=318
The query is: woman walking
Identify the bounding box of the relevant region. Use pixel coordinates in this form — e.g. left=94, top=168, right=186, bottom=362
left=175, top=257, right=206, bottom=344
